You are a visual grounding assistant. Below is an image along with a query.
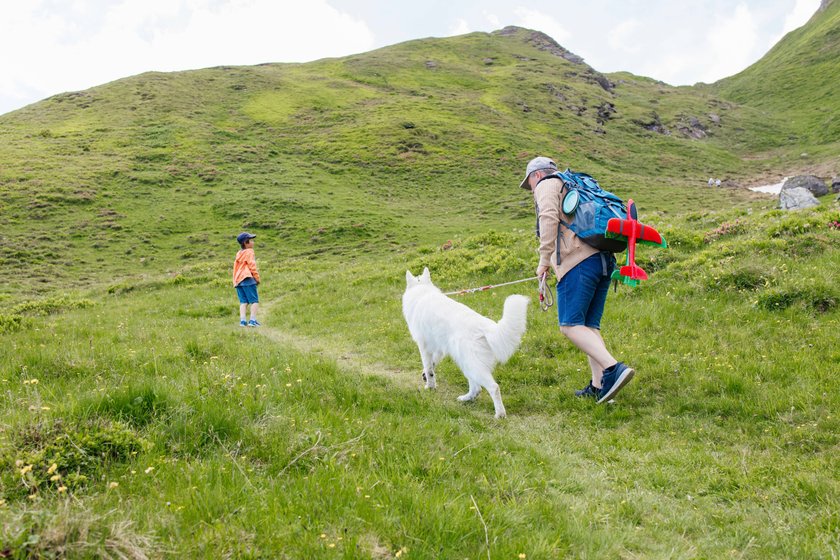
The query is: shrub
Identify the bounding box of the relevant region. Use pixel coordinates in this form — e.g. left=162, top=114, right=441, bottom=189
left=2, top=419, right=149, bottom=499
left=12, top=296, right=95, bottom=316
left=0, top=314, right=23, bottom=333
left=707, top=264, right=774, bottom=292
left=768, top=215, right=818, bottom=237
left=757, top=283, right=837, bottom=313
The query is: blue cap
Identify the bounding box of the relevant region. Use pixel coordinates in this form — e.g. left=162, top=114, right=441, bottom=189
left=236, top=232, right=256, bottom=244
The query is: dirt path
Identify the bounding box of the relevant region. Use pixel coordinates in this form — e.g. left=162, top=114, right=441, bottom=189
left=256, top=302, right=416, bottom=389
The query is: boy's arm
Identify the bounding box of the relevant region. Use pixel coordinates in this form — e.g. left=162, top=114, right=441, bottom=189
left=247, top=250, right=261, bottom=283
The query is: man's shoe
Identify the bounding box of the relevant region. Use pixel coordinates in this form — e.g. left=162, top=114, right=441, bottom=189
left=248, top=320, right=261, bottom=327
left=239, top=320, right=248, bottom=327
left=574, top=382, right=599, bottom=399
left=597, top=362, right=635, bottom=404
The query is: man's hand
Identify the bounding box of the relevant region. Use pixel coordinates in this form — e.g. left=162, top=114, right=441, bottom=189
left=536, top=265, right=550, bottom=278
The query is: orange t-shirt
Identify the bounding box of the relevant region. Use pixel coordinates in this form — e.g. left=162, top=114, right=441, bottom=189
left=232, top=248, right=260, bottom=286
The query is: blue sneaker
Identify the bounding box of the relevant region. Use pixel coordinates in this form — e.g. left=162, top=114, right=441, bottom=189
left=248, top=319, right=261, bottom=327
left=597, top=362, right=635, bottom=404
left=574, top=382, right=599, bottom=399
left=239, top=320, right=248, bottom=327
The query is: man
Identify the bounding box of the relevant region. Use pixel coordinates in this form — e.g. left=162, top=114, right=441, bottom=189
left=519, top=156, right=634, bottom=403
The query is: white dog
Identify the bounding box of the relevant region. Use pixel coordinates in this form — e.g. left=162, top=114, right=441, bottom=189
left=402, top=268, right=529, bottom=418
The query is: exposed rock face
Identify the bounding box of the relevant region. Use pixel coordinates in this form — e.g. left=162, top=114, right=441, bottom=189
left=831, top=177, right=840, bottom=193
left=633, top=112, right=670, bottom=135
left=498, top=26, right=615, bottom=92
left=677, top=116, right=707, bottom=139
left=782, top=175, right=829, bottom=197
left=780, top=187, right=820, bottom=210
left=596, top=102, right=616, bottom=124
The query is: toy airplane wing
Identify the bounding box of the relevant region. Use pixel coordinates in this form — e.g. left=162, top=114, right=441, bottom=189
left=605, top=218, right=667, bottom=248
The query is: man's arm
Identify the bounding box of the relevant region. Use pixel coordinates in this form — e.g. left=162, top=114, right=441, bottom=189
left=534, top=179, right=563, bottom=275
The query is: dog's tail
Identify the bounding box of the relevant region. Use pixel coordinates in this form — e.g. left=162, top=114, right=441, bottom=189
left=486, top=294, right=529, bottom=363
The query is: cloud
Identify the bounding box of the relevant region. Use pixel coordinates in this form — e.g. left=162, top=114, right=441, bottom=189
left=0, top=0, right=375, bottom=114
left=483, top=11, right=501, bottom=29
left=638, top=3, right=760, bottom=85
left=701, top=2, right=759, bottom=82
left=513, top=7, right=570, bottom=42
left=448, top=18, right=471, bottom=36
left=768, top=0, right=820, bottom=46
left=607, top=19, right=641, bottom=54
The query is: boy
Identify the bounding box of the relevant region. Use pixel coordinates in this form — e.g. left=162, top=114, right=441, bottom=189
left=233, top=232, right=261, bottom=327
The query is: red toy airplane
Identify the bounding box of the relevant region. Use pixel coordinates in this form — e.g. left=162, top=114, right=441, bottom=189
left=606, top=199, right=667, bottom=287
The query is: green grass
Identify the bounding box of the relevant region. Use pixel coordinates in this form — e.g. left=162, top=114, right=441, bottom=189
left=2, top=203, right=839, bottom=557
left=1, top=11, right=839, bottom=559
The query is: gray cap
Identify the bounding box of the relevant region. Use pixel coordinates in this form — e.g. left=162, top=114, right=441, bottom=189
left=519, top=156, right=557, bottom=189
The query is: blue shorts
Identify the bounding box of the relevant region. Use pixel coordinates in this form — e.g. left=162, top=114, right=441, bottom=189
left=556, top=252, right=615, bottom=329
left=235, top=282, right=259, bottom=304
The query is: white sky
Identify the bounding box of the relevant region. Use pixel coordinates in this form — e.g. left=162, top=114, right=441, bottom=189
left=0, top=0, right=821, bottom=116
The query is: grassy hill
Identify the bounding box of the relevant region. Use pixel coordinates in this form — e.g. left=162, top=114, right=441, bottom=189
left=715, top=0, right=840, bottom=147
left=0, top=9, right=838, bottom=559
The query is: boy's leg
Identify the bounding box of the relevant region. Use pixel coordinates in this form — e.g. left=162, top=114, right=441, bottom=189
left=249, top=303, right=259, bottom=321
left=240, top=303, right=247, bottom=322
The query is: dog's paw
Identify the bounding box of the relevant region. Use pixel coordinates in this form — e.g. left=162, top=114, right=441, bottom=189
left=494, top=410, right=507, bottom=419
left=457, top=393, right=475, bottom=402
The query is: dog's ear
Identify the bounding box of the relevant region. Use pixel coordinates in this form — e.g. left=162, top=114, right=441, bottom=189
left=405, top=270, right=415, bottom=284
left=421, top=267, right=431, bottom=282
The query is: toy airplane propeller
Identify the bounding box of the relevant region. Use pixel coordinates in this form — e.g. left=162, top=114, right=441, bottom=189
left=606, top=199, right=667, bottom=287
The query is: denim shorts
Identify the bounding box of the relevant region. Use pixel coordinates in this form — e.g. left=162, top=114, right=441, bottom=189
left=556, top=252, right=615, bottom=329
left=235, top=282, right=259, bottom=304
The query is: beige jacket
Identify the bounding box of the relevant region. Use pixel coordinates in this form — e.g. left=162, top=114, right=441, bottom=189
left=533, top=176, right=598, bottom=281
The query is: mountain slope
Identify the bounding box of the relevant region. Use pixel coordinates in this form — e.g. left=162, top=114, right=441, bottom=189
left=714, top=0, right=840, bottom=144
left=0, top=27, right=755, bottom=297
left=0, top=18, right=837, bottom=298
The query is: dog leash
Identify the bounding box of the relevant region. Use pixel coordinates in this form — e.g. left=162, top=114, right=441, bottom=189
left=443, top=275, right=554, bottom=312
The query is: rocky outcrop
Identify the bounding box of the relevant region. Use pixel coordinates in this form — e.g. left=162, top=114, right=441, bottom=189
left=831, top=177, right=840, bottom=193
left=782, top=175, right=829, bottom=197
left=498, top=26, right=615, bottom=92
left=677, top=116, right=707, bottom=139
left=596, top=102, right=616, bottom=124
left=633, top=112, right=670, bottom=135
left=780, top=187, right=820, bottom=210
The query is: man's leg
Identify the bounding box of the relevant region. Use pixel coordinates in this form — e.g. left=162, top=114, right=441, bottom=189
left=560, top=325, right=617, bottom=388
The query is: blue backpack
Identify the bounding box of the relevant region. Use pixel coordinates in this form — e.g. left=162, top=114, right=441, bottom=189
left=535, top=169, right=628, bottom=253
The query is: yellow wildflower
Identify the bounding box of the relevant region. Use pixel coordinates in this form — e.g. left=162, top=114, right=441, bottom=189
left=144, top=466, right=155, bottom=474
left=50, top=474, right=61, bottom=482
left=20, top=464, right=33, bottom=475
left=57, top=486, right=67, bottom=493
left=47, top=463, right=58, bottom=475
left=108, top=482, right=119, bottom=489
